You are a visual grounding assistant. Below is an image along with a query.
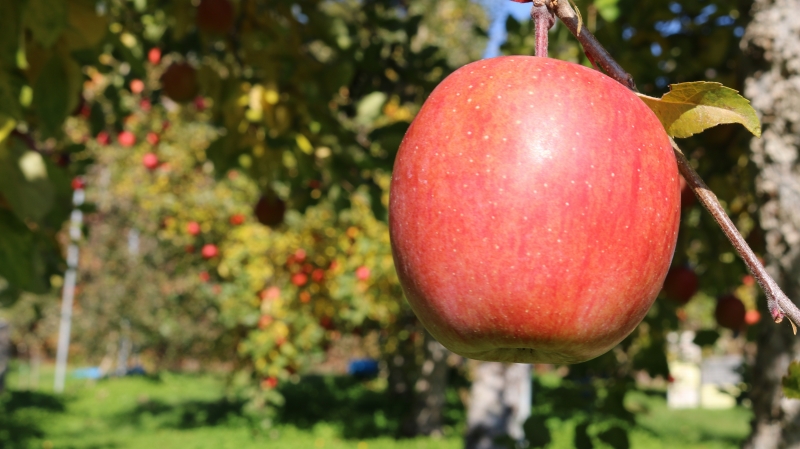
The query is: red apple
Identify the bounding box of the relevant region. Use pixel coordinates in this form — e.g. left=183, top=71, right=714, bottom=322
left=356, top=266, right=371, bottom=281
left=254, top=194, right=287, bottom=227
left=745, top=309, right=761, bottom=326
left=229, top=213, right=245, bottom=226
left=96, top=131, right=110, bottom=145
left=312, top=269, right=325, bottom=283
left=262, top=376, right=278, bottom=389
left=118, top=131, right=136, bottom=147
left=161, top=62, right=199, bottom=103
left=130, top=79, right=145, bottom=94
left=661, top=266, right=699, bottom=304
left=146, top=132, right=160, bottom=146
left=291, top=273, right=308, bottom=287
left=148, top=47, right=161, bottom=65
left=258, top=314, right=273, bottom=329
left=199, top=271, right=210, bottom=282
left=715, top=294, right=746, bottom=330
left=201, top=244, right=219, bottom=259
left=142, top=152, right=159, bottom=170
left=71, top=177, right=86, bottom=190
left=260, top=286, right=280, bottom=301
left=196, top=0, right=234, bottom=35
left=389, top=56, right=680, bottom=364
left=186, top=221, right=201, bottom=236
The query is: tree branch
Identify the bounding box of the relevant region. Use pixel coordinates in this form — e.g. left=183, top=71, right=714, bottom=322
left=542, top=0, right=800, bottom=330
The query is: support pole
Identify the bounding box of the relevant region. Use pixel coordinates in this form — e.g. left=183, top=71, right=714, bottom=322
left=54, top=186, right=85, bottom=393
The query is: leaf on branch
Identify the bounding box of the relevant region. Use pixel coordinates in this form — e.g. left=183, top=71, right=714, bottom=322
left=782, top=361, right=800, bottom=399
left=636, top=82, right=762, bottom=138
left=0, top=136, right=55, bottom=223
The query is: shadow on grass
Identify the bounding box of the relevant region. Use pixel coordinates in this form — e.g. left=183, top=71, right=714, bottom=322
left=0, top=390, right=66, bottom=449
left=117, top=396, right=248, bottom=429
left=275, top=375, right=412, bottom=439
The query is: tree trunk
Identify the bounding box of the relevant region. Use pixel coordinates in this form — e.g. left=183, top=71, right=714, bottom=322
left=743, top=1, right=800, bottom=446
left=464, top=362, right=532, bottom=449
left=0, top=319, right=8, bottom=393
left=411, top=331, right=450, bottom=436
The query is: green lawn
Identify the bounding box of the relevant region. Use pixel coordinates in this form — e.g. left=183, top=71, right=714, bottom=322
left=0, top=364, right=751, bottom=449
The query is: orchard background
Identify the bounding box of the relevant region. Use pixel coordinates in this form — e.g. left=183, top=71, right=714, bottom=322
left=1, top=0, right=799, bottom=448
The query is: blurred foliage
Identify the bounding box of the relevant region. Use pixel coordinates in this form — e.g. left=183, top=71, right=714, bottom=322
left=0, top=0, right=774, bottom=443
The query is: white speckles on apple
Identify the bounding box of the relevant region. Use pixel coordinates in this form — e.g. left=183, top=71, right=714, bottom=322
left=611, top=173, right=615, bottom=177
left=476, top=106, right=480, bottom=109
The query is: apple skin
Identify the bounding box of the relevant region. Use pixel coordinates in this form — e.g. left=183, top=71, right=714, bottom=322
left=161, top=63, right=199, bottom=103
left=389, top=56, right=680, bottom=364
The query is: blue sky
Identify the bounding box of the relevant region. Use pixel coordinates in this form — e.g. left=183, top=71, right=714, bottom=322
left=483, top=1, right=533, bottom=58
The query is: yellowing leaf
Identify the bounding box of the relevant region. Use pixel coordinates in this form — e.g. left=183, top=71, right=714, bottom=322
left=637, top=81, right=762, bottom=138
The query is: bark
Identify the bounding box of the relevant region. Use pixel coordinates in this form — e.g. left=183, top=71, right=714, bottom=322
left=0, top=320, right=8, bottom=393
left=464, top=362, right=532, bottom=449
left=411, top=331, right=450, bottom=436
left=743, top=2, right=800, bottom=447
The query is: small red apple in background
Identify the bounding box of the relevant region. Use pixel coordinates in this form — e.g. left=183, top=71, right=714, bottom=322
left=715, top=294, right=746, bottom=330
left=294, top=249, right=306, bottom=263
left=199, top=271, right=210, bottom=282
left=258, top=314, right=273, bottom=329
left=196, top=0, right=234, bottom=34
left=661, top=266, right=699, bottom=304
left=146, top=132, right=160, bottom=146
left=312, top=269, right=325, bottom=283
left=389, top=56, right=679, bottom=364
left=118, top=131, right=136, bottom=147
left=291, top=273, right=308, bottom=287
left=147, top=47, right=161, bottom=65
left=186, top=221, right=201, bottom=236
left=130, top=79, right=145, bottom=94
left=201, top=244, right=219, bottom=259
left=96, top=131, right=110, bottom=145
left=142, top=153, right=159, bottom=170
left=140, top=98, right=152, bottom=112
left=71, top=177, right=86, bottom=190
left=742, top=275, right=756, bottom=287
left=194, top=96, right=207, bottom=111
left=229, top=214, right=245, bottom=226
left=319, top=316, right=334, bottom=330
left=254, top=194, right=287, bottom=227
left=161, top=62, right=199, bottom=103
left=260, top=286, right=280, bottom=301
left=356, top=266, right=371, bottom=281
left=186, top=245, right=195, bottom=254
left=262, top=377, right=278, bottom=390
left=745, top=309, right=761, bottom=326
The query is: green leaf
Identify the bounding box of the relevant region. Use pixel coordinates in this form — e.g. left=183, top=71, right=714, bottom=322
left=24, top=0, right=69, bottom=48
left=0, top=115, right=15, bottom=145
left=0, top=136, right=55, bottom=223
left=594, top=0, right=620, bottom=22
left=0, top=209, right=49, bottom=294
left=783, top=361, right=800, bottom=399
left=693, top=329, right=721, bottom=347
left=637, top=82, right=762, bottom=138
left=0, top=71, right=22, bottom=120
left=63, top=0, right=108, bottom=50
left=0, top=1, right=21, bottom=67
left=32, top=53, right=80, bottom=137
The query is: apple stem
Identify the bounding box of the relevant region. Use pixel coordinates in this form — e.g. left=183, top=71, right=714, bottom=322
left=531, top=2, right=555, bottom=57
left=543, top=0, right=800, bottom=333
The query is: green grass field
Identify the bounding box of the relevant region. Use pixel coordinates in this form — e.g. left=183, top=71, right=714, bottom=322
left=0, top=364, right=752, bottom=449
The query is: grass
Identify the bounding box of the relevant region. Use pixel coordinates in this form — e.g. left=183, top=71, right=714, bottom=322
left=1, top=363, right=752, bottom=449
